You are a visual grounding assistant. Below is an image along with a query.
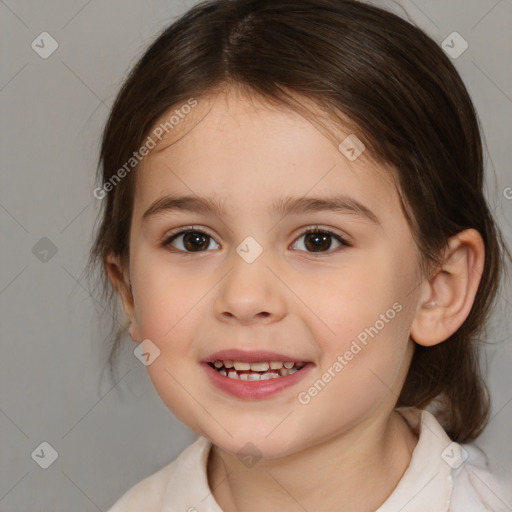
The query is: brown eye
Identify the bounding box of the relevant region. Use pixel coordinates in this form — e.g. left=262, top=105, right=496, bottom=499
left=304, top=232, right=332, bottom=252
left=292, top=227, right=349, bottom=254
left=163, top=229, right=220, bottom=252
left=162, top=226, right=349, bottom=255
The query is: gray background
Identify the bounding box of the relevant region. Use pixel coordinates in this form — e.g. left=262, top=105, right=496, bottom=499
left=0, top=0, right=511, bottom=510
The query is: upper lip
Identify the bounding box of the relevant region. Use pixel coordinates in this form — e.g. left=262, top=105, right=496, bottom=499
left=202, top=349, right=308, bottom=364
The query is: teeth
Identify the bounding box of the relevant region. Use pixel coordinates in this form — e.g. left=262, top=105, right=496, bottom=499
left=210, top=360, right=306, bottom=379
left=233, top=361, right=251, bottom=371
left=249, top=362, right=269, bottom=371
left=222, top=370, right=285, bottom=381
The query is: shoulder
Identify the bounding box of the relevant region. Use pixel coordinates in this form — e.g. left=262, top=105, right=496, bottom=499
left=450, top=443, right=512, bottom=512
left=378, top=408, right=511, bottom=512
left=106, top=435, right=213, bottom=512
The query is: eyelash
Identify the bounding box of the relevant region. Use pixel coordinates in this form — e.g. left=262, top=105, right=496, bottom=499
left=161, top=225, right=351, bottom=256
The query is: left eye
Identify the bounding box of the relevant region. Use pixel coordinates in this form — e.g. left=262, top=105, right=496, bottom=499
left=291, top=227, right=349, bottom=254
left=162, top=226, right=350, bottom=254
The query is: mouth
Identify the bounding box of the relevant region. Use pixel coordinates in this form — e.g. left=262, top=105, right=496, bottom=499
left=207, top=360, right=306, bottom=381
left=202, top=349, right=313, bottom=398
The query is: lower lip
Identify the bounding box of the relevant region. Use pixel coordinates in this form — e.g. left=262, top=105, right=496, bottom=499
left=201, top=362, right=314, bottom=399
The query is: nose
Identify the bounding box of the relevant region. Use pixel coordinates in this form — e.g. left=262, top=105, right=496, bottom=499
left=213, top=250, right=287, bottom=325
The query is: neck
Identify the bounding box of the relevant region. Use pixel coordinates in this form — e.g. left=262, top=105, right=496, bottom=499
left=207, top=409, right=418, bottom=512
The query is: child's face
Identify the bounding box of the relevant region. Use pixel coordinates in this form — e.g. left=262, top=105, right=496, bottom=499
left=123, top=89, right=424, bottom=458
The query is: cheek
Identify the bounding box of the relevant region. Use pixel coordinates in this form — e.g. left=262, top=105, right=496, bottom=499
left=133, top=269, right=208, bottom=425
left=310, top=257, right=403, bottom=341
left=297, top=298, right=413, bottom=435
left=131, top=249, right=207, bottom=341
left=308, top=252, right=414, bottom=380
left=145, top=358, right=205, bottom=432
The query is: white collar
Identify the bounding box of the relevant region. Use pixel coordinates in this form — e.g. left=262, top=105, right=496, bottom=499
left=375, top=407, right=453, bottom=511
left=162, top=408, right=457, bottom=511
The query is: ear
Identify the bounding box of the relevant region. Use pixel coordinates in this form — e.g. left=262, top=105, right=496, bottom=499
left=105, top=253, right=141, bottom=342
left=410, top=229, right=485, bottom=347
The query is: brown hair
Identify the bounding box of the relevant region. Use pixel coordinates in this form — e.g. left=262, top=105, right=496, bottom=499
left=87, top=0, right=510, bottom=442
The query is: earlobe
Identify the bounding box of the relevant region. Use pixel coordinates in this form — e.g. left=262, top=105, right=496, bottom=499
left=105, top=253, right=141, bottom=342
left=410, top=229, right=485, bottom=347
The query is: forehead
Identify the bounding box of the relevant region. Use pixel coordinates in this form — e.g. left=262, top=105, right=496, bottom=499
left=133, top=89, right=400, bottom=223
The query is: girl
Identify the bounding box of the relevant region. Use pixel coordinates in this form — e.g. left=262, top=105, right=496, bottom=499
left=88, top=0, right=512, bottom=510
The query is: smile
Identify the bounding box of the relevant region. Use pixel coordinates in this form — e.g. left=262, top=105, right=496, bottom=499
left=208, top=360, right=306, bottom=380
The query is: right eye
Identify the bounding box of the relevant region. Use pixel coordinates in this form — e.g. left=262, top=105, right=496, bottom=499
left=162, top=226, right=221, bottom=253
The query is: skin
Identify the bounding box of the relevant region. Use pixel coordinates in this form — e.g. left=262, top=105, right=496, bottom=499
left=107, top=87, right=485, bottom=512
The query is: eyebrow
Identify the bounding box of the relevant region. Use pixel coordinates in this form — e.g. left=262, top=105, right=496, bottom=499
left=142, top=194, right=380, bottom=224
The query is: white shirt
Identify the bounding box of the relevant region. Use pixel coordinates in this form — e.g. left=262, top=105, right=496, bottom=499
left=107, top=408, right=512, bottom=511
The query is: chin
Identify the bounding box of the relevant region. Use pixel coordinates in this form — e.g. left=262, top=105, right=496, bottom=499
left=208, top=428, right=304, bottom=462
